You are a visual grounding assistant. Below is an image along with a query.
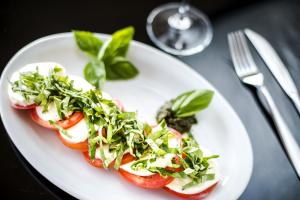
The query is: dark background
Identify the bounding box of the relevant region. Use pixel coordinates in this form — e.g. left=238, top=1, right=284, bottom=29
left=1, top=0, right=300, bottom=199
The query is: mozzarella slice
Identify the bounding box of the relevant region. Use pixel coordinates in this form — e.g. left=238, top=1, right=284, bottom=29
left=95, top=145, right=117, bottom=165
left=60, top=119, right=89, bottom=143
left=8, top=62, right=66, bottom=106
left=67, top=75, right=112, bottom=101
left=69, top=75, right=94, bottom=92
left=35, top=103, right=62, bottom=121
left=165, top=147, right=220, bottom=195
left=34, top=75, right=92, bottom=121
left=168, top=136, right=181, bottom=149
left=60, top=119, right=104, bottom=144
left=10, top=62, right=66, bottom=82
left=102, top=91, right=112, bottom=100
left=120, top=130, right=182, bottom=177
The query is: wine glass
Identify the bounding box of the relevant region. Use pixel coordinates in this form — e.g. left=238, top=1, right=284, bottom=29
left=146, top=0, right=213, bottom=56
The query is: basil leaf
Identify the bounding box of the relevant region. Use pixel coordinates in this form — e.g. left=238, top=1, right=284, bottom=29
left=171, top=91, right=195, bottom=112
left=73, top=31, right=103, bottom=57
left=84, top=59, right=106, bottom=88
left=172, top=90, right=214, bottom=118
left=106, top=57, right=138, bottom=80
left=99, top=26, right=134, bottom=62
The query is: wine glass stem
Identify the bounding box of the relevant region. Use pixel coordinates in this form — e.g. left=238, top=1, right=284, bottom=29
left=179, top=0, right=190, bottom=15
left=168, top=0, right=192, bottom=30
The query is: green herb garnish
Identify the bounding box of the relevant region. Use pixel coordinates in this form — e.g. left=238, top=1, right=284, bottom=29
left=156, top=90, right=214, bottom=133
left=11, top=67, right=218, bottom=187
left=73, top=27, right=138, bottom=88
left=74, top=31, right=103, bottom=57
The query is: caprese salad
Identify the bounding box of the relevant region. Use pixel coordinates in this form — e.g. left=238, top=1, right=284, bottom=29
left=8, top=62, right=220, bottom=199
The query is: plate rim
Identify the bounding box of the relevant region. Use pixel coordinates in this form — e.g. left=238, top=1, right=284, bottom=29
left=0, top=32, right=253, bottom=200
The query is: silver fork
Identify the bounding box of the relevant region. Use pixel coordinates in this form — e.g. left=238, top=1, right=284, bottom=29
left=228, top=31, right=300, bottom=178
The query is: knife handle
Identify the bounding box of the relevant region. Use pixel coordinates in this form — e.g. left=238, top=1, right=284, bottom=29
left=257, top=85, right=300, bottom=178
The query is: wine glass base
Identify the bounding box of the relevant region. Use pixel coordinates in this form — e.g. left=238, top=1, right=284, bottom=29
left=146, top=3, right=213, bottom=56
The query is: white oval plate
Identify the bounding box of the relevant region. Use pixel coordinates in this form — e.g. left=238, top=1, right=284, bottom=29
left=0, top=33, right=253, bottom=200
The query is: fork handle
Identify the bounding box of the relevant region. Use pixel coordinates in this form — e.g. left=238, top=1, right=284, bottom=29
left=257, top=85, right=300, bottom=178
left=290, top=94, right=300, bottom=116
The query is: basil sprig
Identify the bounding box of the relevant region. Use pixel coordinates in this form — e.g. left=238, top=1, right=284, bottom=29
left=74, top=31, right=103, bottom=57
left=83, top=59, right=106, bottom=88
left=73, top=27, right=139, bottom=88
left=156, top=90, right=214, bottom=133
left=172, top=90, right=214, bottom=118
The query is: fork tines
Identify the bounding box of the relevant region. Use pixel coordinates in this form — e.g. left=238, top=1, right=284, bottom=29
left=228, top=31, right=259, bottom=78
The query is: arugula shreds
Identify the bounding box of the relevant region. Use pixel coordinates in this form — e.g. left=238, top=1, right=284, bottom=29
left=10, top=67, right=218, bottom=184
left=85, top=113, right=97, bottom=159
left=145, top=138, right=166, bottom=156
left=114, top=143, right=124, bottom=169
left=182, top=180, right=199, bottom=190
left=106, top=124, right=113, bottom=143
left=99, top=141, right=107, bottom=168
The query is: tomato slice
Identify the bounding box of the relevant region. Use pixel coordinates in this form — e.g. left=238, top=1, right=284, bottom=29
left=121, top=153, right=136, bottom=165
left=117, top=126, right=181, bottom=189
left=83, top=152, right=135, bottom=168
left=165, top=154, right=185, bottom=172
left=30, top=109, right=84, bottom=129
left=164, top=181, right=218, bottom=200
left=56, top=131, right=88, bottom=151
left=119, top=168, right=174, bottom=189
left=12, top=103, right=36, bottom=110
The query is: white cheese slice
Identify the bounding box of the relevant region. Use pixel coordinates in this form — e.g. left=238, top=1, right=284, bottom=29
left=120, top=130, right=182, bottom=177
left=102, top=91, right=112, bottom=100
left=36, top=103, right=61, bottom=121
left=69, top=75, right=112, bottom=100
left=68, top=75, right=94, bottom=92
left=95, top=145, right=117, bottom=165
left=8, top=62, right=66, bottom=106
left=165, top=147, right=220, bottom=195
left=168, top=136, right=181, bottom=148
left=60, top=119, right=89, bottom=143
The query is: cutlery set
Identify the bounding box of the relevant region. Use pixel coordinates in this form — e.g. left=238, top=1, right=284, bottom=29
left=228, top=29, right=300, bottom=178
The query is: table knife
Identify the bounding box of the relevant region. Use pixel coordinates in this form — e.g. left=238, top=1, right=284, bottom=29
left=245, top=29, right=300, bottom=114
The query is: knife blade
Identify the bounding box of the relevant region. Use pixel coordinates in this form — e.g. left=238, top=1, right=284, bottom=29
left=245, top=28, right=300, bottom=114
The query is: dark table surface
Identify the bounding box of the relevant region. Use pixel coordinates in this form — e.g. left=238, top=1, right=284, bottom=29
left=1, top=0, right=300, bottom=199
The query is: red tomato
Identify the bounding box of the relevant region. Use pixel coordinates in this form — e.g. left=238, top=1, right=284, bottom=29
left=119, top=125, right=184, bottom=187
left=121, top=153, right=136, bottom=165
left=119, top=168, right=174, bottom=189
left=30, top=109, right=84, bottom=130
left=165, top=155, right=185, bottom=172
left=56, top=131, right=88, bottom=152
left=164, top=181, right=219, bottom=200
left=83, top=152, right=135, bottom=168
left=12, top=103, right=36, bottom=110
